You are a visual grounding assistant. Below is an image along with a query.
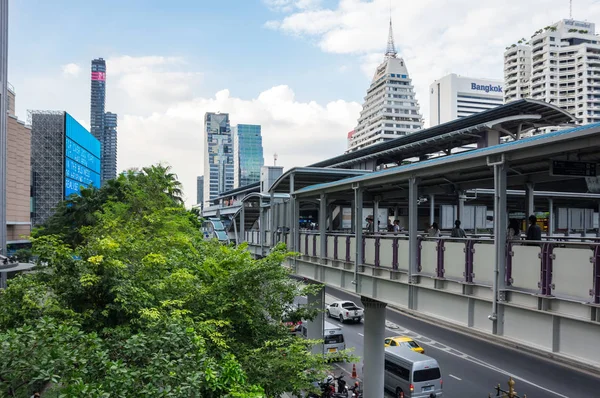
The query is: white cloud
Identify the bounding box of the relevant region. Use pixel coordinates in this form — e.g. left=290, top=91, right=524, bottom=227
left=265, top=0, right=600, bottom=126
left=119, top=83, right=361, bottom=205
left=61, top=63, right=81, bottom=77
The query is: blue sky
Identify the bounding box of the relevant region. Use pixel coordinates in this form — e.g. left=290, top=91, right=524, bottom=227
left=7, top=0, right=599, bottom=204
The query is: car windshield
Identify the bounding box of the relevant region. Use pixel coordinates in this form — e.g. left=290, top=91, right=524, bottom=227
left=413, top=368, right=441, bottom=382
left=341, top=302, right=356, bottom=308
left=406, top=341, right=420, bottom=348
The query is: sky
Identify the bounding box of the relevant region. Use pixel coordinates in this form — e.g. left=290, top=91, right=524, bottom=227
left=7, top=0, right=600, bottom=205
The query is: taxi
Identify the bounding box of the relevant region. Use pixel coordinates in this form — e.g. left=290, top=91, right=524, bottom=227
left=383, top=336, right=425, bottom=354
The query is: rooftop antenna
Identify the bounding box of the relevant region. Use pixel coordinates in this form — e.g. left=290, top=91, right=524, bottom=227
left=274, top=153, right=278, bottom=166
left=570, top=0, right=573, bottom=19
left=385, top=0, right=397, bottom=58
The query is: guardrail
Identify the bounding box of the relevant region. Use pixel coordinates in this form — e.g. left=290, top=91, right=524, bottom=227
left=283, top=232, right=600, bottom=304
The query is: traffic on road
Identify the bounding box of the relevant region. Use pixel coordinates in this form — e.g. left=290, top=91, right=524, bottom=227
left=305, top=286, right=600, bottom=398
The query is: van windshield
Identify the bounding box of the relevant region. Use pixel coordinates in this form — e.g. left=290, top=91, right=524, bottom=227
left=324, top=334, right=344, bottom=344
left=413, top=368, right=441, bottom=382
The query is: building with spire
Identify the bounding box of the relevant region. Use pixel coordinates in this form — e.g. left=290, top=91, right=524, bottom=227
left=346, top=19, right=423, bottom=153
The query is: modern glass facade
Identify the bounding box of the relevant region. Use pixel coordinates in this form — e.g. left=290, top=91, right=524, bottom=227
left=233, top=124, right=264, bottom=188
left=103, top=112, right=118, bottom=182
left=65, top=113, right=101, bottom=196
left=203, top=113, right=233, bottom=206
left=196, top=175, right=204, bottom=206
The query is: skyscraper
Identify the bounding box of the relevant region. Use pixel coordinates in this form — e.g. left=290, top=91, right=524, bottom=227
left=103, top=112, right=118, bottom=181
left=504, top=19, right=600, bottom=124
left=429, top=74, right=503, bottom=127
left=30, top=111, right=101, bottom=226
left=90, top=58, right=118, bottom=184
left=347, top=19, right=423, bottom=152
left=203, top=112, right=233, bottom=206
left=90, top=58, right=106, bottom=143
left=196, top=176, right=204, bottom=207
left=233, top=124, right=264, bottom=188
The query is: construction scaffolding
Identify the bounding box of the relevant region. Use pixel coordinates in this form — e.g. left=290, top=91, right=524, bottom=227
left=29, top=110, right=65, bottom=227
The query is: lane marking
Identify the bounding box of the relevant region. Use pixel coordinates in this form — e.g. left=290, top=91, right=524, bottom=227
left=358, top=333, right=364, bottom=337
left=449, top=374, right=462, bottom=381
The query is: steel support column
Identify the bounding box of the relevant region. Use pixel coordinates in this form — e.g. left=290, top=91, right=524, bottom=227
left=306, top=287, right=325, bottom=355
left=429, top=194, right=435, bottom=226
left=319, top=193, right=327, bottom=263
left=394, top=206, right=399, bottom=221
left=259, top=198, right=265, bottom=253
left=270, top=192, right=276, bottom=244
left=373, top=198, right=380, bottom=232
left=457, top=191, right=465, bottom=223
left=350, top=199, right=356, bottom=233
left=526, top=182, right=535, bottom=217
left=548, top=198, right=554, bottom=237
left=289, top=174, right=295, bottom=251
left=240, top=204, right=246, bottom=242
left=491, top=161, right=507, bottom=334
left=361, top=297, right=387, bottom=398
left=408, top=177, right=419, bottom=280
left=354, top=186, right=363, bottom=292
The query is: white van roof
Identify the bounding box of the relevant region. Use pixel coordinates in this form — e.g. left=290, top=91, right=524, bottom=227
left=385, top=346, right=439, bottom=368
left=324, top=321, right=342, bottom=331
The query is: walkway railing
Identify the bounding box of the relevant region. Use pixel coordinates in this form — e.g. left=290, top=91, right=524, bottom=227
left=246, top=230, right=600, bottom=305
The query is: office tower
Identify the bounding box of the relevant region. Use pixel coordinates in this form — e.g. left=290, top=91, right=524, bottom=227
left=347, top=18, right=423, bottom=152
left=429, top=74, right=504, bottom=127
left=504, top=19, right=600, bottom=124
left=196, top=176, right=204, bottom=207
left=233, top=124, right=264, bottom=188
left=6, top=86, right=31, bottom=250
left=30, top=111, right=101, bottom=226
left=203, top=112, right=233, bottom=206
left=90, top=59, right=106, bottom=143
left=103, top=112, right=118, bottom=181
left=0, top=0, right=8, bottom=256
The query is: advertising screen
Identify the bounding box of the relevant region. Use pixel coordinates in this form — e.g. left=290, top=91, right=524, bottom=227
left=64, top=113, right=101, bottom=197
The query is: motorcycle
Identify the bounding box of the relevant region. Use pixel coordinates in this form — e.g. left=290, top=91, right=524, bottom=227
left=307, top=374, right=349, bottom=398
left=348, top=381, right=363, bottom=398
left=334, top=374, right=348, bottom=397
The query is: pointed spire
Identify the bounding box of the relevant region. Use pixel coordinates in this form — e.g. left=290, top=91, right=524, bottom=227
left=385, top=18, right=397, bottom=58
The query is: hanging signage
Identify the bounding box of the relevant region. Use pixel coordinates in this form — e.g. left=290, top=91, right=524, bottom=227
left=550, top=160, right=597, bottom=177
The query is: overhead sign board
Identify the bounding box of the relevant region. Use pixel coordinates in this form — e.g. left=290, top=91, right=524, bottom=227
left=550, top=160, right=597, bottom=177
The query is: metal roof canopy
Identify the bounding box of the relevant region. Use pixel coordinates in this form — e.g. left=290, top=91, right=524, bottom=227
left=213, top=182, right=260, bottom=202
left=229, top=192, right=290, bottom=231
left=310, top=99, right=576, bottom=169
left=295, top=123, right=600, bottom=199
left=268, top=167, right=371, bottom=194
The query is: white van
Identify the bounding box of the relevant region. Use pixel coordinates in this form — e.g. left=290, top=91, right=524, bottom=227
left=384, top=346, right=443, bottom=397
left=300, top=321, right=345, bottom=360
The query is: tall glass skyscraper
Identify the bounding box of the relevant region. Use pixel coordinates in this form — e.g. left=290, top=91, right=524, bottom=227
left=233, top=124, right=264, bottom=188
left=90, top=58, right=118, bottom=184
left=196, top=176, right=204, bottom=207
left=203, top=112, right=233, bottom=206
left=103, top=112, right=118, bottom=182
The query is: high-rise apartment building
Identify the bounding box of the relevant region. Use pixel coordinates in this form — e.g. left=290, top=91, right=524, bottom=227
left=6, top=87, right=31, bottom=250
left=347, top=19, right=423, bottom=152
left=196, top=176, right=204, bottom=207
left=31, top=112, right=101, bottom=226
left=1, top=0, right=8, bottom=255
left=429, top=74, right=504, bottom=127
left=90, top=58, right=118, bottom=184
left=203, top=112, right=233, bottom=206
left=233, top=124, right=264, bottom=188
left=504, top=19, right=600, bottom=124
left=103, top=112, right=118, bottom=181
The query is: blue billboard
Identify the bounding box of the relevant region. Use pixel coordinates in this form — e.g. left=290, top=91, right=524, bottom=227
left=64, top=113, right=101, bottom=197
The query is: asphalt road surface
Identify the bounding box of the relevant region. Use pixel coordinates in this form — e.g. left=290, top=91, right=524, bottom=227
left=323, top=286, right=600, bottom=398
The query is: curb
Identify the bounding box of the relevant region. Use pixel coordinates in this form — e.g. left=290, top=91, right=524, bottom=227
left=385, top=302, right=600, bottom=377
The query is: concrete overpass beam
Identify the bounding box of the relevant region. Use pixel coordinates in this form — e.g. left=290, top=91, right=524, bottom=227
left=306, top=287, right=325, bottom=355
left=361, top=296, right=387, bottom=398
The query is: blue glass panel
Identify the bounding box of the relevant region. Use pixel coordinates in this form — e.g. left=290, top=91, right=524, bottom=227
left=65, top=178, right=85, bottom=197
left=65, top=158, right=101, bottom=187
left=66, top=138, right=101, bottom=171
left=65, top=113, right=101, bottom=157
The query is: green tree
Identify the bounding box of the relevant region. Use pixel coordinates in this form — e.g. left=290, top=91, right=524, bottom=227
left=0, top=164, right=340, bottom=397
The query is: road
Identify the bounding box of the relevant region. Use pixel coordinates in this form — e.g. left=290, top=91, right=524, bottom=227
left=323, top=286, right=600, bottom=398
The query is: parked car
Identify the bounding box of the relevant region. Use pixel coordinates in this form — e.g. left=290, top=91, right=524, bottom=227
left=384, top=336, right=425, bottom=354
left=326, top=301, right=364, bottom=323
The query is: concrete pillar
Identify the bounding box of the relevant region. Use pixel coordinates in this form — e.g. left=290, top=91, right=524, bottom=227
left=306, top=287, right=325, bottom=355
left=526, top=182, right=535, bottom=217
left=457, top=191, right=465, bottom=223
left=492, top=162, right=507, bottom=334
left=354, top=187, right=363, bottom=291
left=350, top=199, right=356, bottom=233
left=240, top=204, right=246, bottom=242
left=597, top=202, right=600, bottom=238
left=361, top=297, right=387, bottom=398
left=373, top=198, right=380, bottom=233
left=408, top=177, right=419, bottom=279
left=548, top=199, right=554, bottom=237
left=327, top=203, right=333, bottom=232
left=566, top=209, right=571, bottom=237
left=582, top=208, right=588, bottom=238
left=473, top=205, right=478, bottom=235
left=429, top=194, right=435, bottom=226
left=319, top=193, right=327, bottom=263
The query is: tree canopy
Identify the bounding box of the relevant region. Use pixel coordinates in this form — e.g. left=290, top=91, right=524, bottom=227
left=0, top=165, right=340, bottom=397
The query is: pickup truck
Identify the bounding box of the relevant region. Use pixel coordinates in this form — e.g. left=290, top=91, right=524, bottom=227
left=326, top=301, right=364, bottom=323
